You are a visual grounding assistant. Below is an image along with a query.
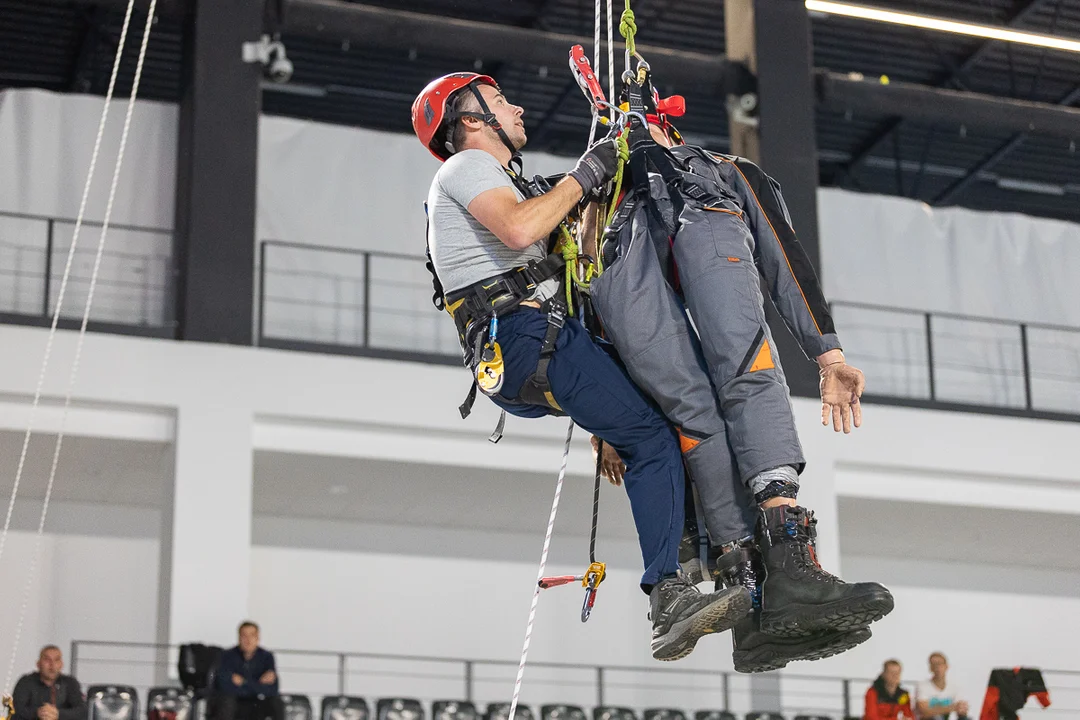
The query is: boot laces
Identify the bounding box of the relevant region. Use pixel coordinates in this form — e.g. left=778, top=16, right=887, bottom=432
left=785, top=517, right=841, bottom=583
left=649, top=571, right=700, bottom=622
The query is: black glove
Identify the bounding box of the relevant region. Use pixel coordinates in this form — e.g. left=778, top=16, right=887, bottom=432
left=567, top=138, right=620, bottom=196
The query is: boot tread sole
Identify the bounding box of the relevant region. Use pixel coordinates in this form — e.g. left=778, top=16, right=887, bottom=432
left=652, top=587, right=753, bottom=662
left=733, top=628, right=872, bottom=674
left=760, top=591, right=894, bottom=638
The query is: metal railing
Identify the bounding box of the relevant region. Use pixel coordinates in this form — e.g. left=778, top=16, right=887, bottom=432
left=832, top=301, right=1080, bottom=420
left=257, top=240, right=460, bottom=365
left=0, top=210, right=174, bottom=335
left=67, top=641, right=1080, bottom=719
left=67, top=641, right=867, bottom=719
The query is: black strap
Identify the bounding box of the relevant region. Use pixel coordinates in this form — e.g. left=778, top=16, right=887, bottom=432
left=590, top=438, right=603, bottom=564
left=517, top=297, right=567, bottom=414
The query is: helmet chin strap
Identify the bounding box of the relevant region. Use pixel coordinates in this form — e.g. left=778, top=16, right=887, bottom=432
left=465, top=83, right=523, bottom=172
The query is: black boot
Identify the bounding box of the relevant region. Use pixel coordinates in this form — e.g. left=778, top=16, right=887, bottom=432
left=649, top=573, right=752, bottom=662
left=716, top=543, right=872, bottom=673
left=678, top=506, right=709, bottom=586
left=757, top=505, right=893, bottom=638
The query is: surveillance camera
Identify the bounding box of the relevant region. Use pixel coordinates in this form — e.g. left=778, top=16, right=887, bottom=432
left=242, top=34, right=293, bottom=83
left=268, top=53, right=293, bottom=83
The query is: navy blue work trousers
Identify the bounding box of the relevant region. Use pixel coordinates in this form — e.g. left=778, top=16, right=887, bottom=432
left=490, top=307, right=685, bottom=591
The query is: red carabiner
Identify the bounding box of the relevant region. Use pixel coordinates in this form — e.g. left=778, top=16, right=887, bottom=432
left=569, top=45, right=607, bottom=111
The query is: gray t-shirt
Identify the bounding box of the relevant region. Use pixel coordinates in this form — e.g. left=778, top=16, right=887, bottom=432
left=427, top=149, right=558, bottom=301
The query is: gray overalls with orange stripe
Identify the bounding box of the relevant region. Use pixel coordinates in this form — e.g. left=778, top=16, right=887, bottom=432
left=591, top=147, right=841, bottom=547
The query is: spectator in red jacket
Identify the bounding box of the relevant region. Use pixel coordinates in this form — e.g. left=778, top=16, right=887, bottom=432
left=866, top=659, right=915, bottom=720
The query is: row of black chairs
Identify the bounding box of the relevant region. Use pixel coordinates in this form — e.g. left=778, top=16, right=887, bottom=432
left=87, top=685, right=845, bottom=720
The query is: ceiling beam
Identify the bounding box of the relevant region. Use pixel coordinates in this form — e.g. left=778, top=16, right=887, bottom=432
left=833, top=0, right=1054, bottom=178
left=931, top=83, right=1080, bottom=205
left=34, top=0, right=1080, bottom=140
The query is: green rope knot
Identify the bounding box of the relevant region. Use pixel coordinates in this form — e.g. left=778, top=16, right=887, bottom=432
left=620, top=7, right=637, bottom=57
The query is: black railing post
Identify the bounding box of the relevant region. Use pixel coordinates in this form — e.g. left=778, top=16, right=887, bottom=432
left=596, top=666, right=604, bottom=707
left=1020, top=323, right=1033, bottom=410
left=70, top=640, right=78, bottom=678
left=464, top=660, right=473, bottom=703
left=925, top=313, right=936, bottom=401
left=43, top=219, right=55, bottom=318
left=722, top=672, right=730, bottom=711
left=842, top=679, right=851, bottom=718
left=362, top=252, right=371, bottom=348
left=338, top=653, right=346, bottom=694
left=257, top=241, right=267, bottom=345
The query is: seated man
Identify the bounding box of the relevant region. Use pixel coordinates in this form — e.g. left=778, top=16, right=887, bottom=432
left=916, top=652, right=969, bottom=720
left=12, top=646, right=86, bottom=720
left=865, top=659, right=915, bottom=720
left=214, top=622, right=284, bottom=720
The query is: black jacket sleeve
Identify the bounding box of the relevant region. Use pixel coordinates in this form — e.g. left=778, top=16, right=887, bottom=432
left=724, top=155, right=842, bottom=360
left=11, top=675, right=36, bottom=720
left=56, top=677, right=86, bottom=720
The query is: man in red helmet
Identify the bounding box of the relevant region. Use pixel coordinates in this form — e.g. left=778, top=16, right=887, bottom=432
left=412, top=72, right=752, bottom=662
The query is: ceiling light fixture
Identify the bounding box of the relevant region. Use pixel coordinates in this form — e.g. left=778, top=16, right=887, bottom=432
left=805, top=0, right=1080, bottom=55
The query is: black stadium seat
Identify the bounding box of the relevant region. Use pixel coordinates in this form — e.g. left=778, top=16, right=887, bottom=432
left=793, top=715, right=833, bottom=720
left=695, top=712, right=735, bottom=720
left=87, top=686, right=140, bottom=720
left=644, top=710, right=687, bottom=720
left=147, top=688, right=192, bottom=720
left=593, top=708, right=637, bottom=720
left=745, top=713, right=785, bottom=720
left=280, top=695, right=313, bottom=720
left=321, top=696, right=369, bottom=720
left=377, top=699, right=424, bottom=720
left=484, top=703, right=535, bottom=720
left=432, top=702, right=478, bottom=720
left=541, top=706, right=586, bottom=720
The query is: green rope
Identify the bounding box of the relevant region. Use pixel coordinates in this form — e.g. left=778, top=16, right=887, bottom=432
left=594, top=135, right=630, bottom=278
left=620, top=0, right=637, bottom=58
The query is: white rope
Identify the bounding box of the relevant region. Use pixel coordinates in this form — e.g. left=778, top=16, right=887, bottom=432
left=1, top=0, right=156, bottom=694
left=607, top=0, right=615, bottom=122
left=588, top=0, right=603, bottom=146
left=506, top=420, right=575, bottom=720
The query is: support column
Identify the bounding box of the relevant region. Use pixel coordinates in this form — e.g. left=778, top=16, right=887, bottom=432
left=172, top=0, right=263, bottom=345
left=724, top=0, right=822, bottom=398
left=158, top=405, right=254, bottom=648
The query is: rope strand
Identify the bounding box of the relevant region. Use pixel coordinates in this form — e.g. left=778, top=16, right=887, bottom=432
left=1, top=0, right=155, bottom=695
left=507, top=420, right=575, bottom=720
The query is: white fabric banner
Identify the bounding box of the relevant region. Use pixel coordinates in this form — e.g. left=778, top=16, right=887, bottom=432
left=0, top=88, right=1076, bottom=410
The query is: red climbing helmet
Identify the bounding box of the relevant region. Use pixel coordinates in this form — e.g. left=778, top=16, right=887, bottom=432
left=412, top=72, right=499, bottom=161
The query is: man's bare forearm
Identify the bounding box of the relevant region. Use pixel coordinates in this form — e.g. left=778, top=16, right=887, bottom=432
left=505, top=177, right=584, bottom=249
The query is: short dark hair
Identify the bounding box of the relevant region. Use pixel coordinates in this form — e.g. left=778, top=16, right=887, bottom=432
left=39, top=645, right=61, bottom=658
left=238, top=621, right=259, bottom=634
left=447, top=89, right=482, bottom=155
left=884, top=659, right=901, bottom=670
left=929, top=651, right=947, bottom=664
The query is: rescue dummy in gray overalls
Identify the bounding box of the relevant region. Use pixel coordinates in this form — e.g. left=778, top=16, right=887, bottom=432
left=588, top=81, right=894, bottom=673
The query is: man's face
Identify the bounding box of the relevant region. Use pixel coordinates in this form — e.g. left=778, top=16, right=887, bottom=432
left=239, top=625, right=259, bottom=655
left=37, top=648, right=62, bottom=683
left=883, top=663, right=902, bottom=688
left=477, top=84, right=527, bottom=150
left=930, top=654, right=948, bottom=679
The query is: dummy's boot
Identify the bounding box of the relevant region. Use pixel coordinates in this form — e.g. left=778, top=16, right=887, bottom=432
left=678, top=510, right=709, bottom=586
left=649, top=572, right=752, bottom=662
left=757, top=505, right=893, bottom=638
left=715, top=544, right=872, bottom=673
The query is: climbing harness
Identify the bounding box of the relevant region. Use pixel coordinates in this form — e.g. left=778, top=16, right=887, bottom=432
left=0, top=0, right=157, bottom=699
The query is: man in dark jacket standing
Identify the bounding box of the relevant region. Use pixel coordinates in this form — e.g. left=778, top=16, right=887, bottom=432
left=213, top=622, right=284, bottom=720
left=12, top=646, right=86, bottom=720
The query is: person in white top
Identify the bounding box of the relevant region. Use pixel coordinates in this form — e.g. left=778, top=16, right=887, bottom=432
left=916, top=652, right=969, bottom=719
